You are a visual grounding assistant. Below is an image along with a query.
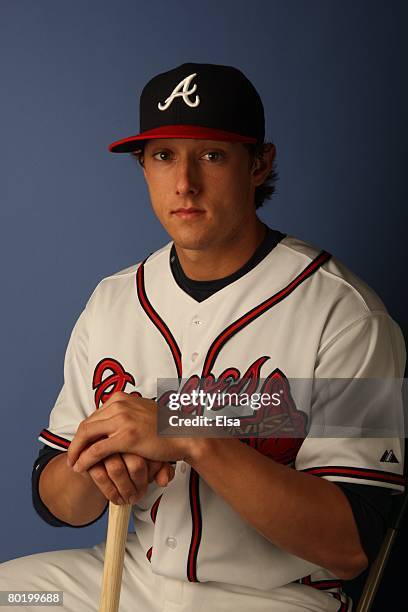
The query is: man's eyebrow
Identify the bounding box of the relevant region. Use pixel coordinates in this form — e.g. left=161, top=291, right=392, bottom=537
left=145, top=144, right=232, bottom=155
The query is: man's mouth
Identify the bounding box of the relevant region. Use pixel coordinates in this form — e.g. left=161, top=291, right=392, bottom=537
left=172, top=208, right=205, bottom=219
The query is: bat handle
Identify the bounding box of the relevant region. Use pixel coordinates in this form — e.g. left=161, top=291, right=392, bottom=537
left=99, top=502, right=132, bottom=612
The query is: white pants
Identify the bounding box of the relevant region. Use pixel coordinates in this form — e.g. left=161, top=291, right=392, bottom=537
left=0, top=534, right=352, bottom=611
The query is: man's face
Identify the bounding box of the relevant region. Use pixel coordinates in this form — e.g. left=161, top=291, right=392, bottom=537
left=141, top=138, right=264, bottom=252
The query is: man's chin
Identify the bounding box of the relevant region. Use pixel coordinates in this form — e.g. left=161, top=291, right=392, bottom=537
left=166, top=226, right=215, bottom=252
left=172, top=237, right=211, bottom=252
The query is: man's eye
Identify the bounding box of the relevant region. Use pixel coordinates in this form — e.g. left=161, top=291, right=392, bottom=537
left=153, top=151, right=171, bottom=161
left=202, top=151, right=224, bottom=162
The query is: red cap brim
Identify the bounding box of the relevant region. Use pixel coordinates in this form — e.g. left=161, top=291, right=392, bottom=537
left=108, top=124, right=257, bottom=152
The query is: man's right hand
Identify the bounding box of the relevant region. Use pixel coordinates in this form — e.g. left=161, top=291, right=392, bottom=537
left=87, top=454, right=176, bottom=506
left=39, top=450, right=176, bottom=526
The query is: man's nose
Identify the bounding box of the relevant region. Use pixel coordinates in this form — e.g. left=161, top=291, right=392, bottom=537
left=175, top=158, right=200, bottom=196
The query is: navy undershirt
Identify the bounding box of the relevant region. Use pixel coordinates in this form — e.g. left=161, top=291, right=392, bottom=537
left=169, top=224, right=286, bottom=301
left=32, top=223, right=397, bottom=569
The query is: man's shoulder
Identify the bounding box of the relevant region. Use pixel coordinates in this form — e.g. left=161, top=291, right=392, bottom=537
left=86, top=241, right=173, bottom=306
left=277, top=235, right=405, bottom=361
left=278, top=234, right=387, bottom=315
left=101, top=241, right=171, bottom=282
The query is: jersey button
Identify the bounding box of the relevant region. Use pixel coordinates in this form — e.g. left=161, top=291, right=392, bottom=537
left=165, top=536, right=177, bottom=549
left=191, top=352, right=199, bottom=362
left=192, top=319, right=203, bottom=326
left=180, top=462, right=187, bottom=474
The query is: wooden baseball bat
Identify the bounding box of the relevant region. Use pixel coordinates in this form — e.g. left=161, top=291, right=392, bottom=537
left=99, top=502, right=132, bottom=612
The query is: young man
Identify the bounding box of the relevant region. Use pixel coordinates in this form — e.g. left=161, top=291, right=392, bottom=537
left=0, top=63, right=405, bottom=612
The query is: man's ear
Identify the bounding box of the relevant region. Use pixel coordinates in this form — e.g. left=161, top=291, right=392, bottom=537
left=131, top=151, right=145, bottom=173
left=252, top=144, right=276, bottom=187
left=137, top=153, right=147, bottom=179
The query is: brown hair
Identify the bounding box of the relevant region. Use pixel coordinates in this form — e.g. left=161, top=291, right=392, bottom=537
left=244, top=142, right=278, bottom=209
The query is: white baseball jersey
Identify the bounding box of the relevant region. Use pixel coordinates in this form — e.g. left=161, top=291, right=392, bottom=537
left=38, top=234, right=406, bottom=600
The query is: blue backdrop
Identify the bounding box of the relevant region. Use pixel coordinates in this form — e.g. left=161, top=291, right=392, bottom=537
left=1, top=0, right=406, bottom=607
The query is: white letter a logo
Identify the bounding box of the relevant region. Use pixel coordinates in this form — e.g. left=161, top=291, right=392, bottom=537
left=158, top=73, right=200, bottom=111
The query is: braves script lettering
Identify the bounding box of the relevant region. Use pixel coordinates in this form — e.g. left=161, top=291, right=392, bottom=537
left=92, top=357, right=308, bottom=464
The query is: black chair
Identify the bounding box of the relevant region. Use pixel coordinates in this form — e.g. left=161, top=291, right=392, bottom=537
left=343, top=440, right=408, bottom=611
left=355, top=490, right=408, bottom=611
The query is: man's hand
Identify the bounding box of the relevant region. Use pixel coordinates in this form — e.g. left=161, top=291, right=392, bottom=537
left=66, top=391, right=196, bottom=473
left=86, top=453, right=175, bottom=505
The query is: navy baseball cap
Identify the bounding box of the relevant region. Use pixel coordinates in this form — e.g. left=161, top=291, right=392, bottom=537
left=108, top=62, right=265, bottom=153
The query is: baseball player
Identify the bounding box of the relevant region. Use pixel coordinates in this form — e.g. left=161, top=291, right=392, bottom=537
left=0, top=63, right=405, bottom=612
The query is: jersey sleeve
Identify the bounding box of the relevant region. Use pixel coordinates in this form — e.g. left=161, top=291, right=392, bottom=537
left=38, top=293, right=95, bottom=451
left=295, top=312, right=406, bottom=493
left=335, top=482, right=394, bottom=565
left=31, top=445, right=108, bottom=527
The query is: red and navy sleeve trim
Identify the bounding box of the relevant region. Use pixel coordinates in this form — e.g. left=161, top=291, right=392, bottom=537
left=331, top=594, right=350, bottom=611
left=302, top=465, right=406, bottom=487
left=136, top=260, right=182, bottom=379
left=202, top=250, right=331, bottom=376
left=38, top=429, right=70, bottom=450
left=296, top=575, right=351, bottom=611
left=299, top=574, right=344, bottom=590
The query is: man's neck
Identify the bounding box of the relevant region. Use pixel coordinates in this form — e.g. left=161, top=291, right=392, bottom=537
left=173, top=220, right=267, bottom=281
